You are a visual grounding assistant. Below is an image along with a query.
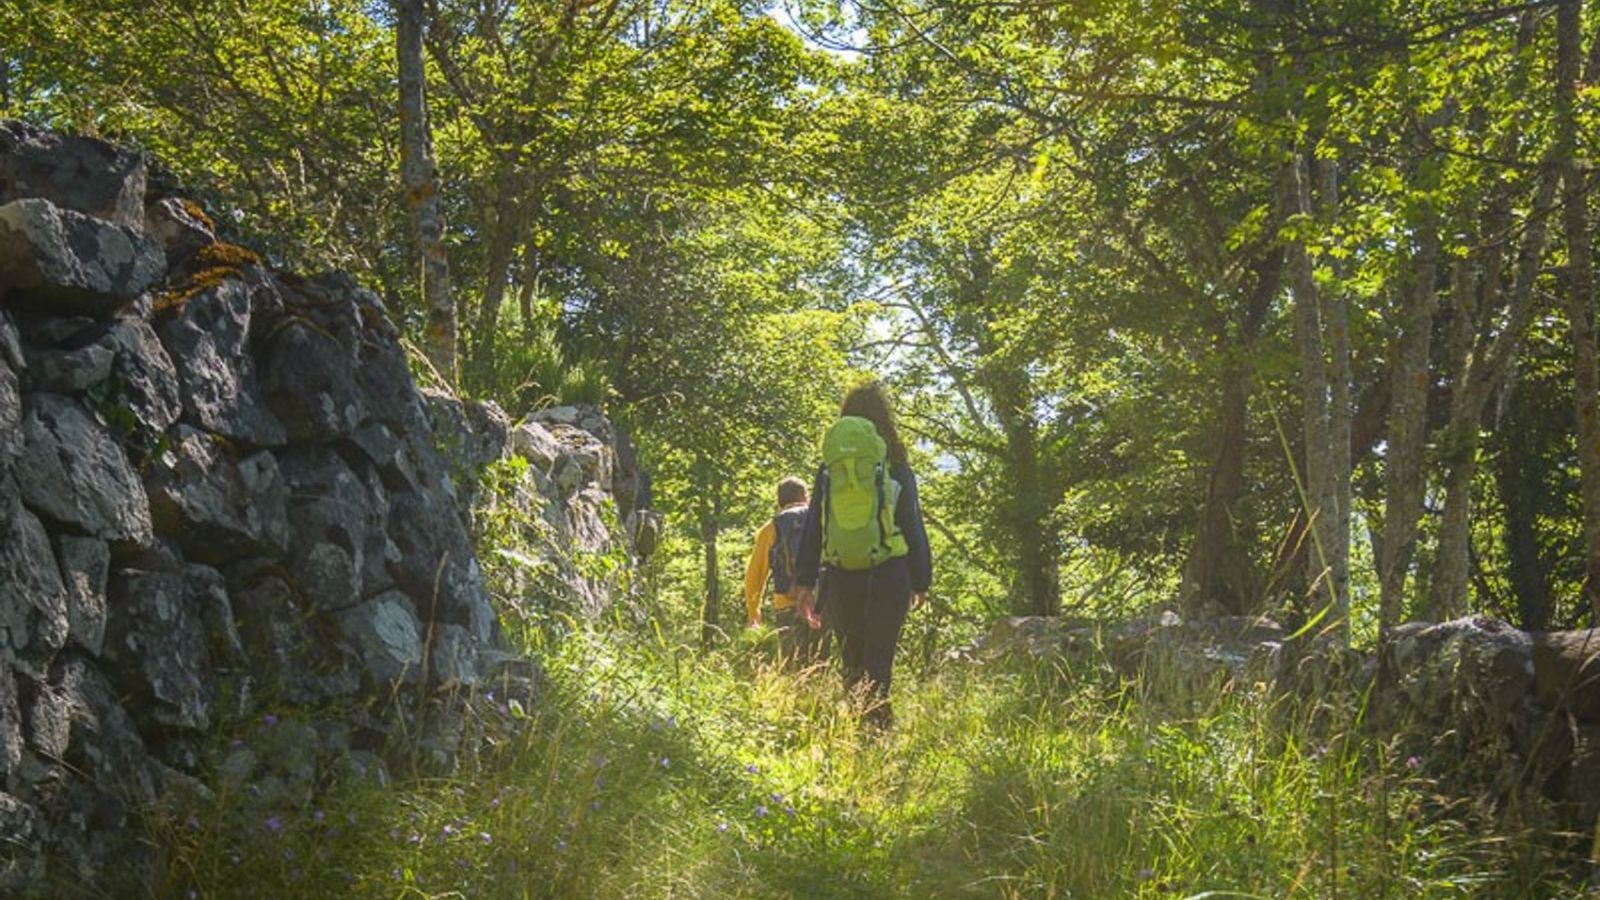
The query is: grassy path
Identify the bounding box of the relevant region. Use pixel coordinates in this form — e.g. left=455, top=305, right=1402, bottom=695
left=165, top=627, right=1586, bottom=899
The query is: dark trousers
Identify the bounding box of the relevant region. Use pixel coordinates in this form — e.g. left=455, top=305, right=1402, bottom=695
left=773, top=605, right=828, bottom=668
left=823, top=556, right=911, bottom=726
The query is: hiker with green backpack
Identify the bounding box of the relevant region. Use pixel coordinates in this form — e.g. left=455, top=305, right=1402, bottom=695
left=790, top=380, right=932, bottom=728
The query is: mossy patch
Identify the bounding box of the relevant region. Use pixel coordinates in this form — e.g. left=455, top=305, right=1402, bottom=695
left=152, top=242, right=262, bottom=317
left=192, top=241, right=260, bottom=270
left=179, top=198, right=216, bottom=231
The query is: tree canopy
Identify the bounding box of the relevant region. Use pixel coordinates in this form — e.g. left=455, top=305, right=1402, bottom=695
left=7, top=0, right=1598, bottom=642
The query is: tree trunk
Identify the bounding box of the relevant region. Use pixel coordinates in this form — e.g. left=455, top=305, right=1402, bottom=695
left=471, top=162, right=522, bottom=389
left=1180, top=249, right=1278, bottom=617
left=1430, top=172, right=1560, bottom=617
left=1494, top=375, right=1554, bottom=630
left=396, top=0, right=455, bottom=383
left=1377, top=206, right=1439, bottom=639
left=1557, top=0, right=1600, bottom=621
left=1284, top=150, right=1348, bottom=633
left=1322, top=160, right=1353, bottom=629
left=699, top=461, right=723, bottom=648
left=1181, top=353, right=1254, bottom=616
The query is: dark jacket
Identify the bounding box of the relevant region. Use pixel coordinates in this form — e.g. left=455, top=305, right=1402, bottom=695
left=794, top=459, right=932, bottom=594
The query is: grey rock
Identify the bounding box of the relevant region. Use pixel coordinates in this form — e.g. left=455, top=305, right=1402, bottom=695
left=154, top=277, right=286, bottom=447
left=215, top=745, right=258, bottom=795
left=545, top=422, right=613, bottom=493
left=0, top=199, right=165, bottom=317
left=424, top=391, right=509, bottom=512
left=627, top=509, right=664, bottom=559
left=259, top=315, right=365, bottom=442
left=55, top=536, right=109, bottom=656
left=354, top=334, right=429, bottom=434
left=100, top=317, right=181, bottom=447
left=186, top=564, right=243, bottom=667
left=567, top=485, right=615, bottom=554
left=388, top=488, right=496, bottom=643
left=0, top=354, right=18, bottom=476
left=1392, top=616, right=1534, bottom=727
left=534, top=405, right=582, bottom=427
left=277, top=447, right=394, bottom=609
left=1566, top=724, right=1600, bottom=820
left=49, top=654, right=159, bottom=799
left=144, top=426, right=290, bottom=564
left=429, top=624, right=481, bottom=687
left=350, top=421, right=421, bottom=492
left=0, top=666, right=20, bottom=782
left=25, top=675, right=71, bottom=760
left=143, top=196, right=214, bottom=264
left=0, top=792, right=43, bottom=895
left=0, top=120, right=148, bottom=227
left=23, top=341, right=114, bottom=393
left=0, top=485, right=69, bottom=674
left=334, top=591, right=424, bottom=684
left=249, top=717, right=320, bottom=808
left=227, top=570, right=360, bottom=705
left=511, top=419, right=563, bottom=472
left=15, top=312, right=97, bottom=347
left=0, top=307, right=24, bottom=370
left=104, top=569, right=215, bottom=730
left=16, top=393, right=153, bottom=544
left=1531, top=629, right=1600, bottom=723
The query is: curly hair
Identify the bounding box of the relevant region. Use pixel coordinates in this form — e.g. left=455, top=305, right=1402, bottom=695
left=840, top=379, right=908, bottom=466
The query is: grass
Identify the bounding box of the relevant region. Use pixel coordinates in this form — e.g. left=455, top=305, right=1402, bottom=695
left=150, top=614, right=1596, bottom=900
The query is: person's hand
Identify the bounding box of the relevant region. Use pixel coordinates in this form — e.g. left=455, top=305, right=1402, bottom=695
left=911, top=591, right=928, bottom=611
left=748, top=614, right=762, bottom=628
left=792, top=585, right=822, bottom=629
left=801, top=601, right=822, bottom=630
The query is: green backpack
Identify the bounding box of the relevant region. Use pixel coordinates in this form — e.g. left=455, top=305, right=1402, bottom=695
left=820, top=416, right=908, bottom=570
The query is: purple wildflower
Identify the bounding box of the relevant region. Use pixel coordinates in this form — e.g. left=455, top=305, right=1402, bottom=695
left=755, top=805, right=770, bottom=818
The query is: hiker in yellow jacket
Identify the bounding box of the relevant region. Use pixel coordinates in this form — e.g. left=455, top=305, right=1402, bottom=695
left=743, top=476, right=826, bottom=666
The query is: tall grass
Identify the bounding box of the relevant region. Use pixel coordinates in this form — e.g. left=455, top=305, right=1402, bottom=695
left=157, top=615, right=1592, bottom=899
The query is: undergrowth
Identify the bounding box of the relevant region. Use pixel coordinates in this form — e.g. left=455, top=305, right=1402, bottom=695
left=158, top=616, right=1593, bottom=899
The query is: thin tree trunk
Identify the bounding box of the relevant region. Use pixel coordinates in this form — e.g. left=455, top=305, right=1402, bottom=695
left=699, top=462, right=723, bottom=648
left=1377, top=205, right=1439, bottom=639
left=471, top=161, right=522, bottom=388
left=1181, top=249, right=1278, bottom=617
left=1322, top=159, right=1353, bottom=628
left=1284, top=150, right=1347, bottom=631
left=397, top=0, right=455, bottom=383
left=1430, top=172, right=1560, bottom=617
left=1557, top=0, right=1600, bottom=621
left=1494, top=374, right=1554, bottom=630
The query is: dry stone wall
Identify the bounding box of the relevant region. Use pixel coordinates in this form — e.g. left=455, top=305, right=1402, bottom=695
left=0, top=121, right=645, bottom=894
left=970, top=611, right=1600, bottom=830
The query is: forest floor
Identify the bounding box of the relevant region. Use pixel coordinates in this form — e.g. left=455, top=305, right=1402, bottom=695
left=162, top=624, right=1595, bottom=900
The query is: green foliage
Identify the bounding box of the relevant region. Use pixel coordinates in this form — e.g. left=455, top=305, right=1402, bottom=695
left=478, top=314, right=612, bottom=416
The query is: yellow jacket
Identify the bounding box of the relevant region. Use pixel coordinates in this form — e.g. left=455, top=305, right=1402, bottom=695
left=743, top=504, right=807, bottom=624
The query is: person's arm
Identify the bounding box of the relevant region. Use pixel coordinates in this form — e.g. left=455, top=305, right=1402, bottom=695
left=743, top=521, right=776, bottom=626
left=793, top=467, right=827, bottom=628
left=793, top=466, right=827, bottom=589
left=894, top=462, right=932, bottom=596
